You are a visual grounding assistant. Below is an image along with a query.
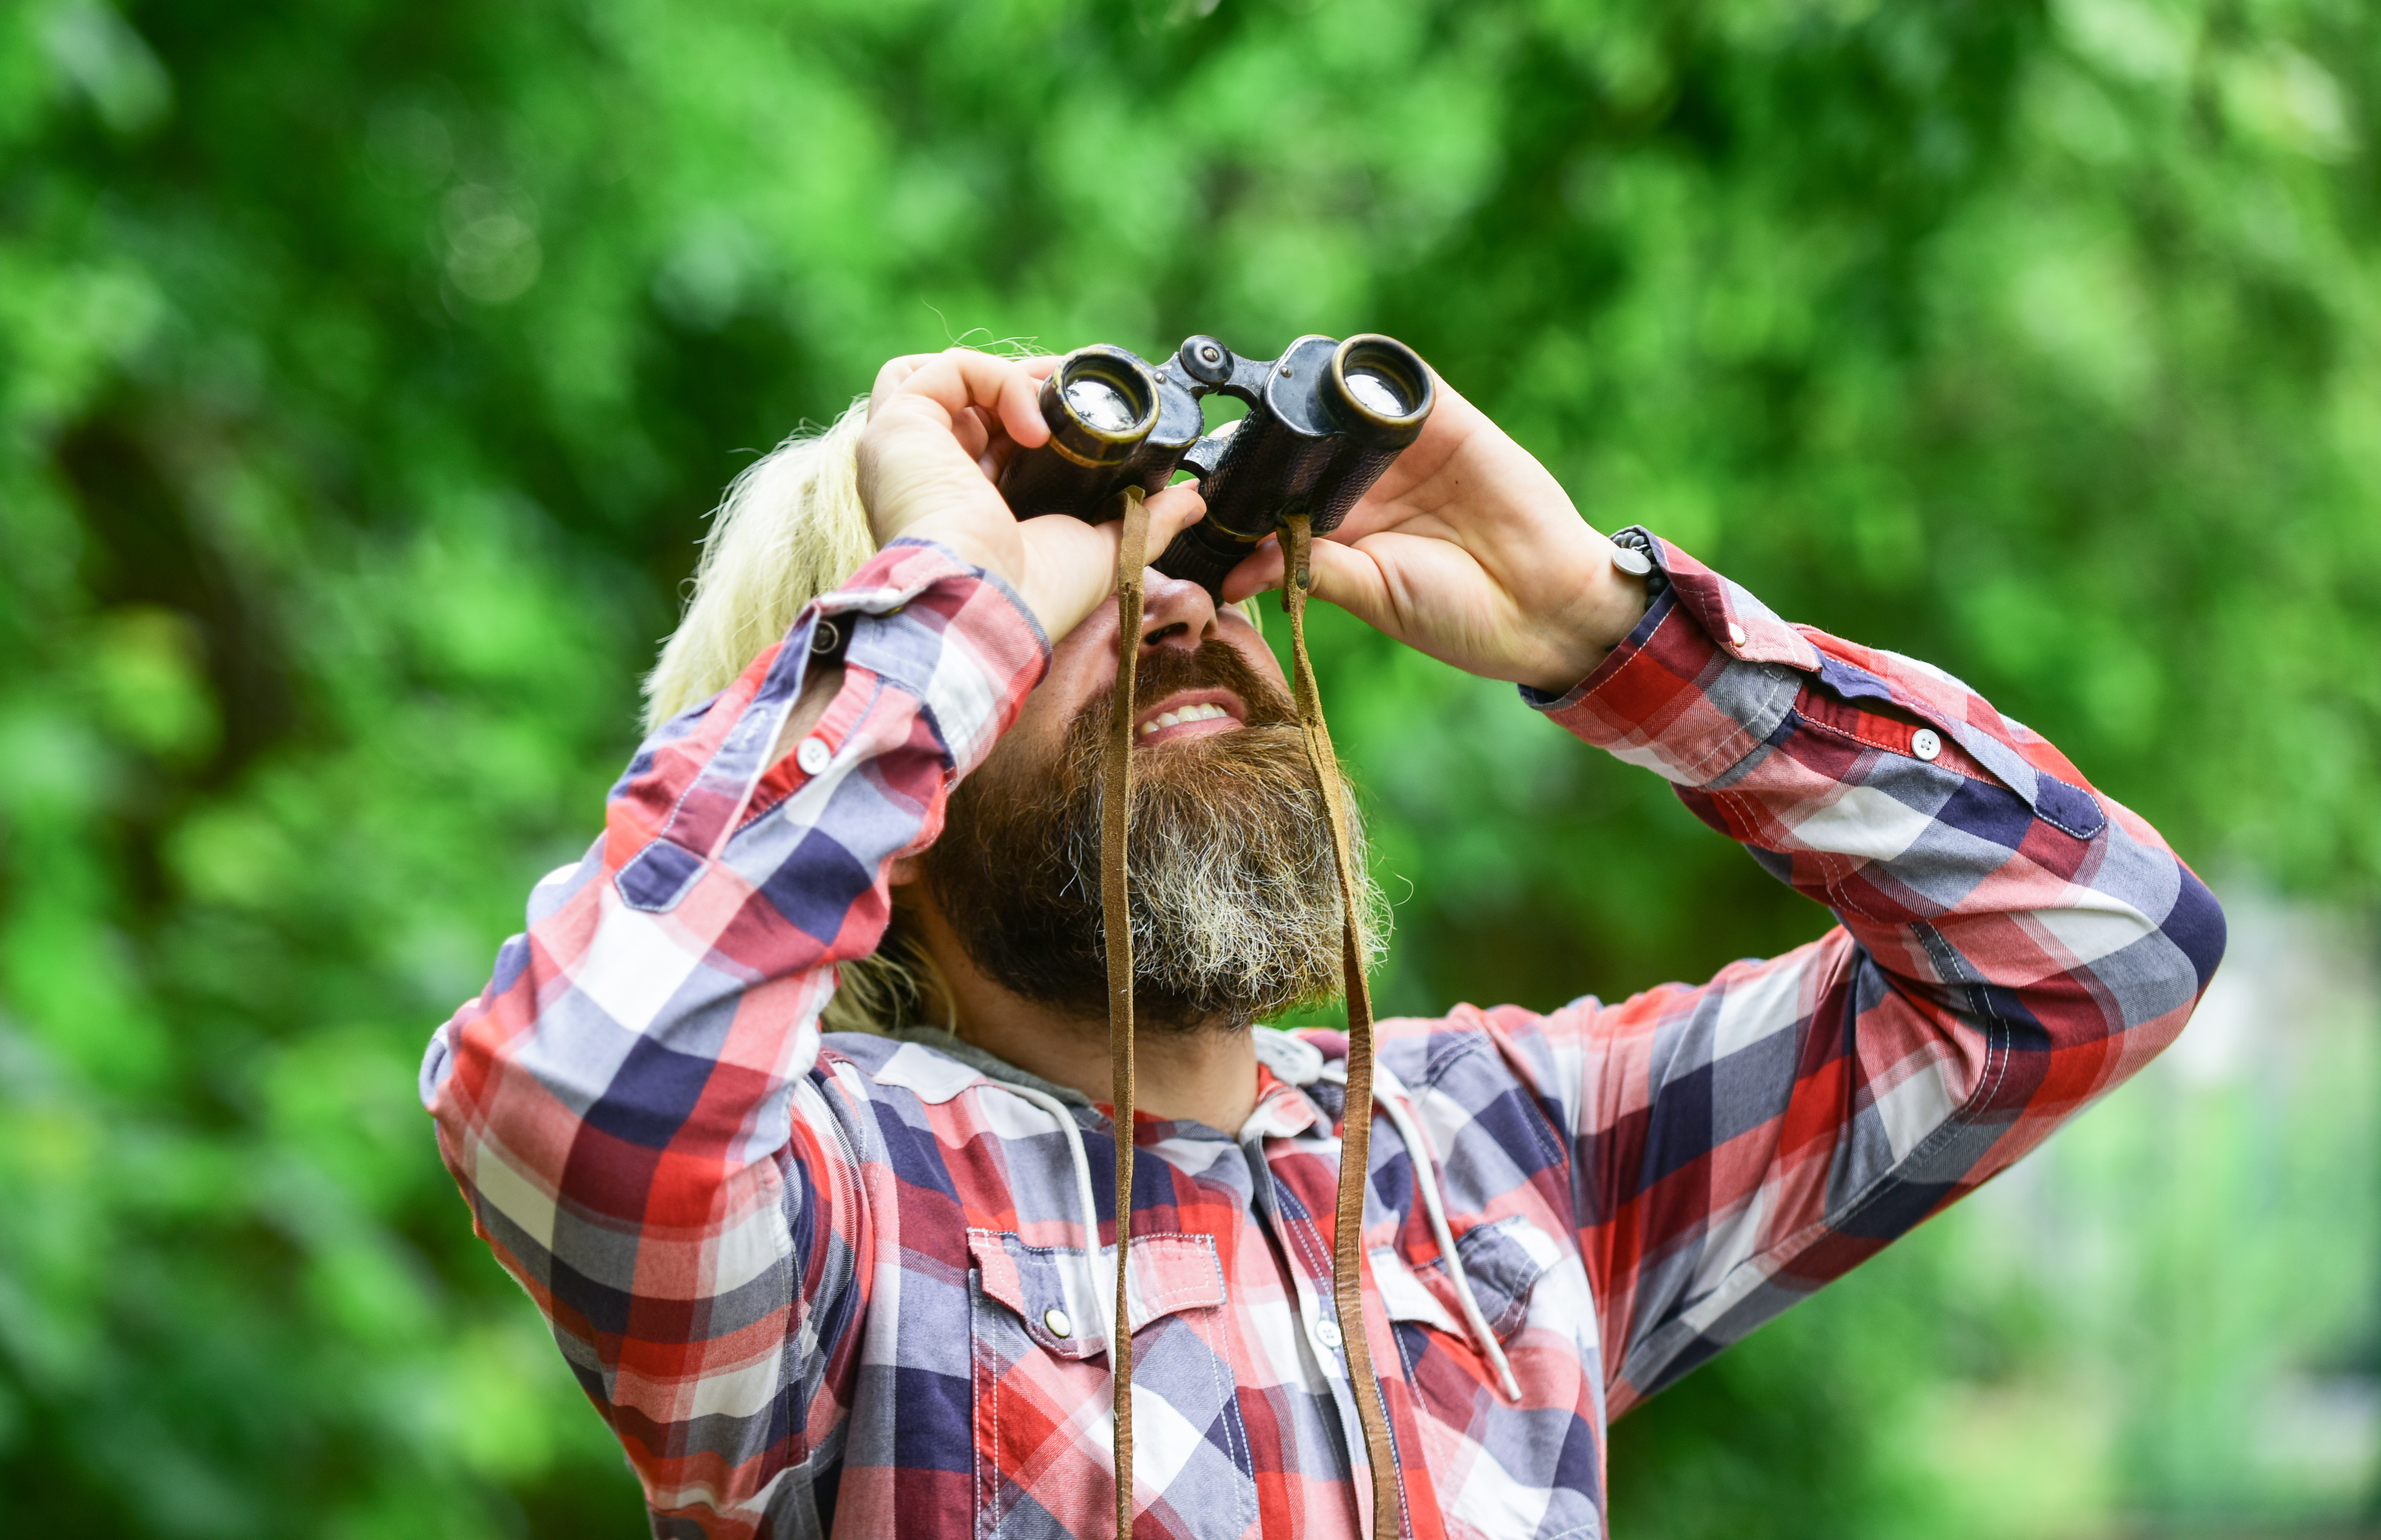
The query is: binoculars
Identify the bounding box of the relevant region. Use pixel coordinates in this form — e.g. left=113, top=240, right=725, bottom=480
left=996, top=333, right=1435, bottom=598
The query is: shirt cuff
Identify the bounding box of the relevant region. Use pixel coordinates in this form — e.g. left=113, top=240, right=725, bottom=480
left=1518, top=528, right=1813, bottom=788
left=821, top=538, right=1052, bottom=778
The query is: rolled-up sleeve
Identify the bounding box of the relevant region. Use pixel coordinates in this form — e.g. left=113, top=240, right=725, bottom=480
left=1495, top=528, right=2224, bottom=1413
left=419, top=538, right=1047, bottom=1534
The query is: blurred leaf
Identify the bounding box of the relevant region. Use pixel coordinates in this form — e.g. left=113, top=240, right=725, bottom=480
left=3, top=0, right=2376, bottom=1534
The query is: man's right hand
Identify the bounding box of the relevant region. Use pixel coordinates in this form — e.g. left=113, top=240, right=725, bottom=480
left=857, top=349, right=1206, bottom=645
left=1217, top=369, right=1646, bottom=696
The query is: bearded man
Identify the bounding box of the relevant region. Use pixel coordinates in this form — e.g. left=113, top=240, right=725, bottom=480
left=421, top=349, right=2224, bottom=1540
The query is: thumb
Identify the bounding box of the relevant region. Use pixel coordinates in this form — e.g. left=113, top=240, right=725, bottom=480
left=1140, top=482, right=1206, bottom=558
left=1223, top=532, right=1396, bottom=629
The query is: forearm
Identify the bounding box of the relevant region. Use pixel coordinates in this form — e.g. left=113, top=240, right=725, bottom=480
left=1543, top=532, right=2218, bottom=1042
left=417, top=538, right=1046, bottom=1511
left=1529, top=531, right=2223, bottom=1403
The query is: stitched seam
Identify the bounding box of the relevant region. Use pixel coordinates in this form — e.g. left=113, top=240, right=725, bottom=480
left=1190, top=1306, right=1256, bottom=1537
left=1794, top=711, right=1995, bottom=784
left=1270, top=1128, right=1397, bottom=1525
left=1458, top=1217, right=1552, bottom=1340
left=1271, top=1174, right=1343, bottom=1373
left=1638, top=922, right=2017, bottom=1365
left=1271, top=1198, right=1376, bottom=1506
left=972, top=1273, right=1001, bottom=1540
left=982, top=1231, right=1223, bottom=1325
left=1915, top=920, right=2014, bottom=1125
left=986, top=1312, right=1001, bottom=1540
left=1569, top=602, right=1678, bottom=710
left=730, top=673, right=886, bottom=840
left=1381, top=1322, right=1417, bottom=1540
left=1420, top=1033, right=1565, bottom=1175
left=653, top=750, right=729, bottom=858
left=1215, top=1304, right=1259, bottom=1535
left=1825, top=922, right=2012, bottom=1239
left=1279, top=1206, right=1335, bottom=1299
left=781, top=1075, right=860, bottom=1478
left=1809, top=801, right=1883, bottom=925
left=2033, top=777, right=2106, bottom=840
left=616, top=839, right=695, bottom=911
left=1678, top=719, right=1764, bottom=783
left=1743, top=778, right=1882, bottom=926
left=651, top=646, right=813, bottom=858
left=1674, top=673, right=1801, bottom=787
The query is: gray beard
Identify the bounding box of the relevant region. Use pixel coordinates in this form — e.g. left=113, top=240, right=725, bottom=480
left=1070, top=724, right=1385, bottom=1027
left=923, top=668, right=1387, bottom=1034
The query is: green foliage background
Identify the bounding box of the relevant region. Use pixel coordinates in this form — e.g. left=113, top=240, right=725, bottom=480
left=2, top=0, right=2376, bottom=1535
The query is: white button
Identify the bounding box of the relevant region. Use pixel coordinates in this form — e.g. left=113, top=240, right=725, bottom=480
left=1726, top=621, right=1748, bottom=647
left=1911, top=728, right=1942, bottom=762
left=1312, top=1318, right=1343, bottom=1350
left=1042, top=1307, right=1072, bottom=1339
left=796, top=736, right=832, bottom=775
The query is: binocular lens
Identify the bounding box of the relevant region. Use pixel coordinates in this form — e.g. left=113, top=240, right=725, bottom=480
left=1040, top=348, right=1158, bottom=470
left=1341, top=367, right=1412, bottom=419
left=1065, top=374, right=1142, bottom=433
left=1329, top=336, right=1432, bottom=440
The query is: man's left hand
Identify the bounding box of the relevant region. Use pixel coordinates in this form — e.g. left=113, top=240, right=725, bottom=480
left=1219, top=369, right=1647, bottom=695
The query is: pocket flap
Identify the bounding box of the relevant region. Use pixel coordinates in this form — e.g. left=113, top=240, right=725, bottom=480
left=1453, top=1216, right=1562, bottom=1340
left=968, top=1229, right=1225, bottom=1361
left=1367, top=1245, right=1461, bottom=1336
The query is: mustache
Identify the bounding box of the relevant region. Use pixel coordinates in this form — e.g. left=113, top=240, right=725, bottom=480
left=920, top=631, right=1373, bottom=1034
left=1068, top=638, right=1299, bottom=749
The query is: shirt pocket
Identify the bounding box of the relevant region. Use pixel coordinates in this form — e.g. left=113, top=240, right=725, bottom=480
left=967, top=1229, right=1257, bottom=1540
left=1377, top=1216, right=1562, bottom=1349
left=1449, top=1215, right=1562, bottom=1341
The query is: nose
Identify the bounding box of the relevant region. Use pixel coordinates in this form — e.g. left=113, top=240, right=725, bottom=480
left=1137, top=570, right=1219, bottom=653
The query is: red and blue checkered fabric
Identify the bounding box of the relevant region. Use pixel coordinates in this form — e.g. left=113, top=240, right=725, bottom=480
left=423, top=532, right=2222, bottom=1540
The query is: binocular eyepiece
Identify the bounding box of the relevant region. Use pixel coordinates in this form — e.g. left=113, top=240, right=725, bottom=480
left=997, top=332, right=1435, bottom=598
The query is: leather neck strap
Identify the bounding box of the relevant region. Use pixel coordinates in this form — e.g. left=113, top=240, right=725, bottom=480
left=1103, top=504, right=1401, bottom=1540
left=1105, top=490, right=1149, bottom=1540
left=1279, top=513, right=1402, bottom=1540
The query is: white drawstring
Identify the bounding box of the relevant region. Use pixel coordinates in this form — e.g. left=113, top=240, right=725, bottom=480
left=1370, top=1080, right=1523, bottom=1402
left=1307, top=1051, right=1523, bottom=1404
left=976, top=1079, right=1119, bottom=1364
left=975, top=1046, right=1521, bottom=1405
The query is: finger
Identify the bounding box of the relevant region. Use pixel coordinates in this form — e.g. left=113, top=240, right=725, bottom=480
left=1141, top=483, right=1206, bottom=558
left=1218, top=512, right=1386, bottom=601
left=1271, top=536, right=1398, bottom=633
left=1221, top=537, right=1284, bottom=603
left=897, top=348, right=1051, bottom=449
left=868, top=353, right=940, bottom=416
left=953, top=404, right=992, bottom=464
left=1015, top=484, right=1206, bottom=645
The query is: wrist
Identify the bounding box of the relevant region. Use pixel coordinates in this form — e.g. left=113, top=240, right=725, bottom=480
left=904, top=517, right=1024, bottom=597
left=1581, top=532, right=1656, bottom=651
left=1523, top=532, right=1653, bottom=694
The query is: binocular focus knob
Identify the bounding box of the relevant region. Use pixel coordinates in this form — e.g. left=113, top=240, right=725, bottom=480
left=1178, top=336, right=1236, bottom=386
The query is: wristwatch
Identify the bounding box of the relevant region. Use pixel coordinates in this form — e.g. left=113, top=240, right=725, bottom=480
left=1608, top=526, right=1668, bottom=601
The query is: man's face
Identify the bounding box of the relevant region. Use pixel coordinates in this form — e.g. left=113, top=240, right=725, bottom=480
left=920, top=571, right=1382, bottom=1033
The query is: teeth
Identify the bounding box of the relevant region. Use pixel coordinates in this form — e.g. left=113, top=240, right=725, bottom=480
left=1137, top=702, right=1231, bottom=738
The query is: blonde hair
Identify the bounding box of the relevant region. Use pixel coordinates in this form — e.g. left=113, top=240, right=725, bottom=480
left=642, top=390, right=1260, bottom=1034
left=644, top=401, right=876, bottom=731
left=638, top=401, right=931, bottom=1033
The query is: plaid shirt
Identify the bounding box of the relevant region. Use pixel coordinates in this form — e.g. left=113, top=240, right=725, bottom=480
left=422, top=534, right=2224, bottom=1540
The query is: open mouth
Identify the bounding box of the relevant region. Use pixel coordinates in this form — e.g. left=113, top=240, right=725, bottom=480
left=1133, top=690, right=1245, bottom=747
